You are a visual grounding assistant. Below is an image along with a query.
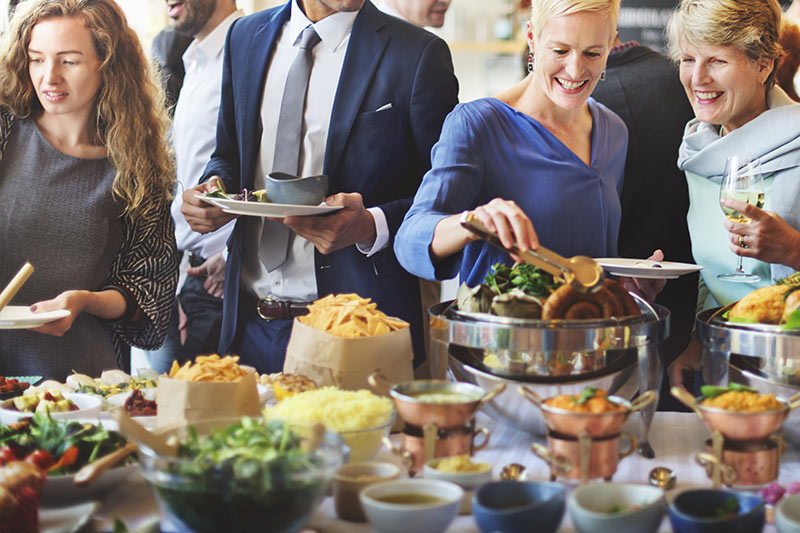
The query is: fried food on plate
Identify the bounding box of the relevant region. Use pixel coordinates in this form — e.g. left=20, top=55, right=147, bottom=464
left=728, top=284, right=793, bottom=324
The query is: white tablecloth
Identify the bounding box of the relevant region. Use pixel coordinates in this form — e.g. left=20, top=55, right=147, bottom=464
left=88, top=412, right=799, bottom=532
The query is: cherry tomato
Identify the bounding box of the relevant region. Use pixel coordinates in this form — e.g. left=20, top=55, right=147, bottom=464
left=24, top=449, right=55, bottom=471
left=0, top=446, right=17, bottom=465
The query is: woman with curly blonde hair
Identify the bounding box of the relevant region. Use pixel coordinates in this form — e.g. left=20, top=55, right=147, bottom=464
left=0, top=0, right=178, bottom=379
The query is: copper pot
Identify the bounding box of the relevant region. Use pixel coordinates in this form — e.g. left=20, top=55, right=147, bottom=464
left=520, top=387, right=656, bottom=438
left=382, top=422, right=490, bottom=474
left=696, top=437, right=783, bottom=487
left=369, top=372, right=505, bottom=429
left=531, top=430, right=636, bottom=483
left=672, top=387, right=800, bottom=441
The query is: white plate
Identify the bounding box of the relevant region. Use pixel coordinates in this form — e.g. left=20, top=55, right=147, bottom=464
left=0, top=306, right=70, bottom=329
left=196, top=193, right=342, bottom=217
left=0, top=393, right=103, bottom=424
left=594, top=258, right=703, bottom=279
left=42, top=464, right=135, bottom=505
left=40, top=501, right=99, bottom=533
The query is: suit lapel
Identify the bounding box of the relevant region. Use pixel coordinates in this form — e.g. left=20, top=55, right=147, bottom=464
left=241, top=3, right=291, bottom=188
left=324, top=1, right=388, bottom=178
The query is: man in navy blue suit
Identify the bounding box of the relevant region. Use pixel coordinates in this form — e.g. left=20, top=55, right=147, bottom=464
left=181, top=0, right=458, bottom=373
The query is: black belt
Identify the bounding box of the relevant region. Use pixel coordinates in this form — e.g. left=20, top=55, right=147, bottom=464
left=187, top=252, right=206, bottom=268
left=241, top=292, right=310, bottom=321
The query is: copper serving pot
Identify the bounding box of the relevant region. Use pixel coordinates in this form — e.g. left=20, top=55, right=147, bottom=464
left=695, top=437, right=784, bottom=487
left=672, top=387, right=800, bottom=442
left=368, top=372, right=505, bottom=429
left=531, top=430, right=637, bottom=483
left=519, top=387, right=656, bottom=438
left=382, top=422, right=490, bottom=474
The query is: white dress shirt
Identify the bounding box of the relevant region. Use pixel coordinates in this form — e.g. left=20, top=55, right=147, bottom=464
left=241, top=0, right=388, bottom=301
left=171, top=10, right=242, bottom=261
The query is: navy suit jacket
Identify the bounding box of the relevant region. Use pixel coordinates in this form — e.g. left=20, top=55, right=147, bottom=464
left=201, top=0, right=459, bottom=366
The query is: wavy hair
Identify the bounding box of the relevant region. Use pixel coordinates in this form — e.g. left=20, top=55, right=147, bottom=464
left=530, top=0, right=621, bottom=42
left=0, top=0, right=174, bottom=219
left=667, top=0, right=783, bottom=87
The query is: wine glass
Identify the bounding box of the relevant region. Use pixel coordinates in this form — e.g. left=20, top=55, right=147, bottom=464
left=717, top=156, right=764, bottom=282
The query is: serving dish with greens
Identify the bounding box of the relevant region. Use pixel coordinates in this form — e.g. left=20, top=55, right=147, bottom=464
left=138, top=416, right=345, bottom=533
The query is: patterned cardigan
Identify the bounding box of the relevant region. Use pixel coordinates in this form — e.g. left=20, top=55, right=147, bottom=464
left=0, top=107, right=178, bottom=367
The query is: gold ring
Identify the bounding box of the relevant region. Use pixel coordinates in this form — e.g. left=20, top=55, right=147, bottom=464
left=738, top=235, right=746, bottom=248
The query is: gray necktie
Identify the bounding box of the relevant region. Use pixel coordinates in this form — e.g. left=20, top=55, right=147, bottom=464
left=261, top=26, right=322, bottom=272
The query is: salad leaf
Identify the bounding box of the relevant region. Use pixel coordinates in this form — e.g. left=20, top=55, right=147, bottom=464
left=700, top=383, right=757, bottom=398
left=783, top=308, right=800, bottom=331
left=484, top=262, right=561, bottom=298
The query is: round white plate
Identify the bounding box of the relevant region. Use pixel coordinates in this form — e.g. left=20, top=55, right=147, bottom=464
left=594, top=258, right=703, bottom=279
left=0, top=306, right=70, bottom=329
left=42, top=463, right=135, bottom=505
left=40, top=501, right=99, bottom=533
left=196, top=193, right=342, bottom=217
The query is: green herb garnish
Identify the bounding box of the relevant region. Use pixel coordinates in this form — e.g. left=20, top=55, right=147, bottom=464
left=575, top=387, right=597, bottom=405
left=714, top=496, right=740, bottom=518
left=484, top=262, right=561, bottom=298
left=783, top=308, right=800, bottom=331
left=700, top=383, right=757, bottom=398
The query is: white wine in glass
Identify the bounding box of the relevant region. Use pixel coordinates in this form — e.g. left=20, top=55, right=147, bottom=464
left=718, top=156, right=763, bottom=282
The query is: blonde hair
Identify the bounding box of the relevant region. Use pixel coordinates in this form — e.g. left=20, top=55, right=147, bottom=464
left=530, top=0, right=621, bottom=42
left=667, top=0, right=783, bottom=87
left=0, top=0, right=174, bottom=219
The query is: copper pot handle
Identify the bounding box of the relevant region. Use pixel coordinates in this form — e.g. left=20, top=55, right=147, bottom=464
left=630, top=390, right=657, bottom=412
left=472, top=427, right=491, bottom=451
left=382, top=436, right=414, bottom=473
left=531, top=443, right=571, bottom=475
left=519, top=386, right=544, bottom=408
left=671, top=386, right=703, bottom=418
left=618, top=433, right=638, bottom=459
left=788, top=391, right=800, bottom=411
left=696, top=452, right=738, bottom=486
left=368, top=372, right=395, bottom=395
left=476, top=384, right=506, bottom=410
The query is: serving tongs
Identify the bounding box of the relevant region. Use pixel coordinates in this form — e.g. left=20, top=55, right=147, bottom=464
left=460, top=212, right=604, bottom=293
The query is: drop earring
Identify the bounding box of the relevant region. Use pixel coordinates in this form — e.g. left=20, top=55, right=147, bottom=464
left=600, top=70, right=606, bottom=81
left=527, top=52, right=534, bottom=73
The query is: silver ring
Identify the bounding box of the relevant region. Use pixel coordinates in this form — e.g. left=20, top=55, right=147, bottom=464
left=738, top=235, right=746, bottom=248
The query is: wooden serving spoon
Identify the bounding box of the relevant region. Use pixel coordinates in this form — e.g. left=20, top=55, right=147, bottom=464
left=73, top=441, right=137, bottom=487
left=0, top=262, right=34, bottom=313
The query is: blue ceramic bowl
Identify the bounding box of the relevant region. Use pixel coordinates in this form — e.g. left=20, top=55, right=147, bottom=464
left=472, top=481, right=565, bottom=533
left=266, top=172, right=328, bottom=205
left=668, top=489, right=765, bottom=533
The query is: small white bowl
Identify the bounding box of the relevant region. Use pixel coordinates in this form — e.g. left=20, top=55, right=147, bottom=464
left=569, top=482, right=666, bottom=533
left=0, top=392, right=102, bottom=424
left=360, top=479, right=462, bottom=533
left=423, top=457, right=492, bottom=514
left=778, top=493, right=800, bottom=533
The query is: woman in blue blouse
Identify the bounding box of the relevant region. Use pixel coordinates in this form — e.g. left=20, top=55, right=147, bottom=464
left=395, top=0, right=633, bottom=286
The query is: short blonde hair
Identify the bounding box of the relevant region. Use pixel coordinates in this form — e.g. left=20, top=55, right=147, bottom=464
left=530, top=0, right=621, bottom=41
left=667, top=0, right=783, bottom=86
left=0, top=0, right=174, bottom=219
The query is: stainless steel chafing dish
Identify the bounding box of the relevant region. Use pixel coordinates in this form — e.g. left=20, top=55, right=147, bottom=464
left=697, top=306, right=800, bottom=443
left=428, top=295, right=669, bottom=456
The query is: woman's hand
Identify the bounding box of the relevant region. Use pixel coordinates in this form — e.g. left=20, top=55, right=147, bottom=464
left=619, top=249, right=667, bottom=302
left=721, top=197, right=800, bottom=270
left=430, top=198, right=539, bottom=262
left=28, top=290, right=89, bottom=336
left=28, top=287, right=132, bottom=336
left=667, top=337, right=703, bottom=394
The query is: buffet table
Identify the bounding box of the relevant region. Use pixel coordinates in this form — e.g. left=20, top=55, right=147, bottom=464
left=85, top=411, right=800, bottom=532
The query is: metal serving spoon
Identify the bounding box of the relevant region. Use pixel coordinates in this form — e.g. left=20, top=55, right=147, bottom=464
left=460, top=212, right=604, bottom=294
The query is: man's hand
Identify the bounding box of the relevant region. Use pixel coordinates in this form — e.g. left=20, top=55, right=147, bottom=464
left=182, top=179, right=238, bottom=234
left=721, top=197, right=800, bottom=270
left=280, top=192, right=376, bottom=254
left=667, top=338, right=702, bottom=394
left=187, top=252, right=226, bottom=298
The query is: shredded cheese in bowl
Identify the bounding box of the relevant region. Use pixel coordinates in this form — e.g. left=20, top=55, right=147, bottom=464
left=264, top=387, right=394, bottom=461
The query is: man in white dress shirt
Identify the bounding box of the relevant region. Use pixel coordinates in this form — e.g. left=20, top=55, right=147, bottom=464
left=142, top=0, right=242, bottom=372
left=181, top=0, right=458, bottom=372
left=380, top=0, right=451, bottom=27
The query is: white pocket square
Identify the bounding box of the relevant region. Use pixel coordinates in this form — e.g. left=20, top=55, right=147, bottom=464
left=375, top=103, right=393, bottom=112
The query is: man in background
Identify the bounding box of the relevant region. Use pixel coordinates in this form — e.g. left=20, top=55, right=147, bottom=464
left=591, top=37, right=697, bottom=409
left=380, top=0, right=451, bottom=27
left=181, top=0, right=459, bottom=373
left=152, top=26, right=193, bottom=113
left=138, top=0, right=242, bottom=373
